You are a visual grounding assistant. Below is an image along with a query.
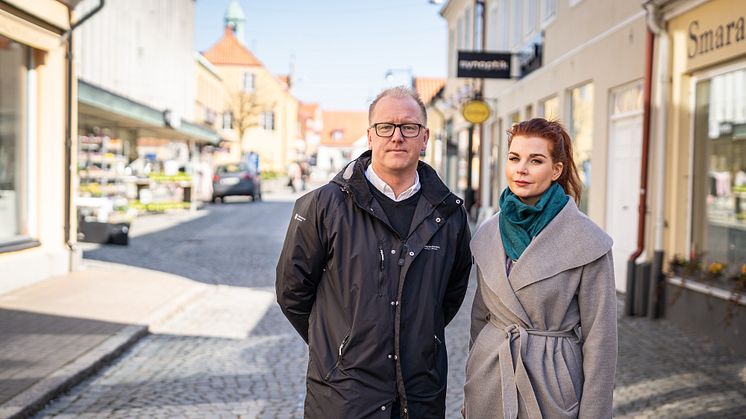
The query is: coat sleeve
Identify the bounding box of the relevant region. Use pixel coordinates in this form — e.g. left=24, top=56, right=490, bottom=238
left=442, top=207, right=473, bottom=326
left=275, top=191, right=328, bottom=344
left=577, top=251, right=617, bottom=419
left=469, top=268, right=489, bottom=349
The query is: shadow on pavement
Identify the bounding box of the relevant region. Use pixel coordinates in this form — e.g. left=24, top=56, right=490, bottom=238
left=0, top=308, right=126, bottom=406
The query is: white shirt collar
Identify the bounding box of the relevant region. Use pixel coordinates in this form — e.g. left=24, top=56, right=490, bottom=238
left=365, top=165, right=421, bottom=202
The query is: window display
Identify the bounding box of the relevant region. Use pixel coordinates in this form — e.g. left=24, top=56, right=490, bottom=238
left=0, top=35, right=29, bottom=246
left=692, top=67, right=746, bottom=267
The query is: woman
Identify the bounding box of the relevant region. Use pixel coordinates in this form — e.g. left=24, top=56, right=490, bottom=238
left=463, top=118, right=617, bottom=418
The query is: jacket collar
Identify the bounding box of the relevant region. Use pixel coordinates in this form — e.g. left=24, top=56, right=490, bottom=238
left=471, top=199, right=613, bottom=317
left=332, top=150, right=453, bottom=210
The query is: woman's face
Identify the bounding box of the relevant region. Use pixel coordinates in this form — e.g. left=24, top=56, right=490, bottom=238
left=504, top=135, right=563, bottom=206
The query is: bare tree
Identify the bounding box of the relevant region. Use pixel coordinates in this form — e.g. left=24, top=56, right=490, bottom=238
left=228, top=90, right=265, bottom=143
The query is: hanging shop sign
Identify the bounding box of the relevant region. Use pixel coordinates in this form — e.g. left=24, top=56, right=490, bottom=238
left=518, top=33, right=544, bottom=78
left=462, top=100, right=491, bottom=124
left=457, top=51, right=512, bottom=79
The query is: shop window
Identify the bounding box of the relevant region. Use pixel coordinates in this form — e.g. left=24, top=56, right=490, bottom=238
left=541, top=95, right=559, bottom=119
left=568, top=82, right=594, bottom=213
left=0, top=35, right=30, bottom=247
left=691, top=68, right=746, bottom=267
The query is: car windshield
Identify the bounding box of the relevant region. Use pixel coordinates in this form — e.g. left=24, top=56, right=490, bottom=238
left=218, top=163, right=248, bottom=174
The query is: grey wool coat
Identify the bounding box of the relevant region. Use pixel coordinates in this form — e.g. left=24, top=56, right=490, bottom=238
left=464, top=199, right=617, bottom=419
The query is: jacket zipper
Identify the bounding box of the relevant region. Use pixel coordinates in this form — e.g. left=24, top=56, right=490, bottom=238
left=378, top=244, right=385, bottom=296
left=324, top=332, right=351, bottom=381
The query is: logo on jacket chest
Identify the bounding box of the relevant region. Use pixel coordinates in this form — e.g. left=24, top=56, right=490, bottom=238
left=424, top=245, right=440, bottom=251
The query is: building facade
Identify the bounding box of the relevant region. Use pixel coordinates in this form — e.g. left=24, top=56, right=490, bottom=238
left=438, top=0, right=647, bottom=290
left=0, top=0, right=78, bottom=293
left=203, top=2, right=300, bottom=175
left=646, top=0, right=746, bottom=354
left=73, top=0, right=217, bottom=221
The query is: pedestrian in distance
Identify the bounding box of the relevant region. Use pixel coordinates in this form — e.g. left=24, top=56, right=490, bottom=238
left=287, top=160, right=301, bottom=193
left=463, top=118, right=617, bottom=418
left=276, top=86, right=473, bottom=419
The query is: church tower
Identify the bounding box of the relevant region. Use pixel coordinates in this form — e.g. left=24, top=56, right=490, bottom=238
left=224, top=0, right=246, bottom=46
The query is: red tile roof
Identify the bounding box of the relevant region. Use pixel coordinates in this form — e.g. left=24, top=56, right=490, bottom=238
left=299, top=103, right=319, bottom=121
left=321, top=111, right=369, bottom=146
left=414, top=77, right=446, bottom=104
left=203, top=27, right=263, bottom=67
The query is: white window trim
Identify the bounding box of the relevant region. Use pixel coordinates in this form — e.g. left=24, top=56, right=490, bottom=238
left=541, top=0, right=557, bottom=29
left=524, top=0, right=538, bottom=37
left=26, top=50, right=37, bottom=238
left=511, top=0, right=522, bottom=48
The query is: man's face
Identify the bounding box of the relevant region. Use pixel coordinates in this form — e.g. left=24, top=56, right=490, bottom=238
left=367, top=95, right=429, bottom=179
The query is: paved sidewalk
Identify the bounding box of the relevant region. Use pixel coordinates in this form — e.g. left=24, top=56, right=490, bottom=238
left=0, top=260, right=208, bottom=419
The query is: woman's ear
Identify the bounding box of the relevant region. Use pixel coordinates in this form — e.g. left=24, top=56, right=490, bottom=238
left=552, top=162, right=563, bottom=181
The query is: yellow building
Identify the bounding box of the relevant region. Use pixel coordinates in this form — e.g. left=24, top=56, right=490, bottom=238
left=0, top=0, right=84, bottom=293
left=647, top=0, right=746, bottom=355
left=203, top=26, right=300, bottom=174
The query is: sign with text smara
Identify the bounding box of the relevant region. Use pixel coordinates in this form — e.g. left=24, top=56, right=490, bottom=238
left=457, top=51, right=512, bottom=79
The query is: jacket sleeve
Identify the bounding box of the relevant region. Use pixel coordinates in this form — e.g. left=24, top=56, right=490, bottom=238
left=442, top=207, right=473, bottom=326
left=577, top=251, right=617, bottom=419
left=275, top=191, right=328, bottom=344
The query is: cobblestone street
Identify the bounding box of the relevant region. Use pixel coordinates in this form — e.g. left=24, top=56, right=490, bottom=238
left=33, top=192, right=746, bottom=418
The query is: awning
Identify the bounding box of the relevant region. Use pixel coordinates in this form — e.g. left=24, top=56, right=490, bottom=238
left=78, top=79, right=219, bottom=144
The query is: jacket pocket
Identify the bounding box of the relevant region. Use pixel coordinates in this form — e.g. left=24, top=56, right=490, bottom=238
left=555, top=348, right=580, bottom=411
left=428, top=334, right=442, bottom=370
left=324, top=329, right=351, bottom=381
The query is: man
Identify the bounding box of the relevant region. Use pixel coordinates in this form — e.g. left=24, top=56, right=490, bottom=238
left=276, top=87, right=472, bottom=418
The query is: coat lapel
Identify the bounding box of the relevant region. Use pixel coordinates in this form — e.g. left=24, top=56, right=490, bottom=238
left=508, top=199, right=613, bottom=291
left=471, top=216, right=533, bottom=326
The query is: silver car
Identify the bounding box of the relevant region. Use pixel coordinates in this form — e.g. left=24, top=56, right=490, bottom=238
left=211, top=163, right=261, bottom=202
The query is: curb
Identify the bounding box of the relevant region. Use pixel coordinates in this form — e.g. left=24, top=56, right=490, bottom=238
left=0, top=325, right=147, bottom=419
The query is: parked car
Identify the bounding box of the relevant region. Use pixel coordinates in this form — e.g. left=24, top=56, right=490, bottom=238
left=211, top=162, right=261, bottom=202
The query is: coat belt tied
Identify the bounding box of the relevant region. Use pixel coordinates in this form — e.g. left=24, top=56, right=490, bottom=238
left=489, top=316, right=582, bottom=419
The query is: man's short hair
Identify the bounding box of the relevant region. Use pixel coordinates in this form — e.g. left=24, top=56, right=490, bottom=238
left=368, top=86, right=427, bottom=125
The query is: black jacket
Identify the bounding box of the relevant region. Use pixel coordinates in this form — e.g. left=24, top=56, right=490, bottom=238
left=276, top=151, right=472, bottom=419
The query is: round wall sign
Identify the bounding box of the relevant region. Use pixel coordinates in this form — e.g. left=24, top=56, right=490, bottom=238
left=462, top=100, right=491, bottom=124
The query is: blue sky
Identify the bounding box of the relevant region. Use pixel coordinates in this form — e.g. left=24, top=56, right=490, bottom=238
left=194, top=0, right=447, bottom=111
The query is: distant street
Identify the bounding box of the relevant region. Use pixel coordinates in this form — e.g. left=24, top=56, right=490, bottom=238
left=34, top=190, right=746, bottom=418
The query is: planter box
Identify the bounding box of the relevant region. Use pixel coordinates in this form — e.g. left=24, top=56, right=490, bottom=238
left=665, top=277, right=746, bottom=356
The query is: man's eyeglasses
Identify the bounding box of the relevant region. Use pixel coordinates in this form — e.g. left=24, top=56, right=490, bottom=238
left=370, top=123, right=424, bottom=138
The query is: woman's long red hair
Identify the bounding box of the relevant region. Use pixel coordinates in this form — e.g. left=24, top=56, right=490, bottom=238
left=507, top=118, right=582, bottom=204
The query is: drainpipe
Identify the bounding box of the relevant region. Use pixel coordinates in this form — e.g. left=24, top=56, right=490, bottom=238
left=644, top=0, right=669, bottom=319
left=625, top=19, right=654, bottom=316
left=63, top=0, right=105, bottom=270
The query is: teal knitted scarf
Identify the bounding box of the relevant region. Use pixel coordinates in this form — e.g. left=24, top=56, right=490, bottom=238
left=498, top=182, right=569, bottom=261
